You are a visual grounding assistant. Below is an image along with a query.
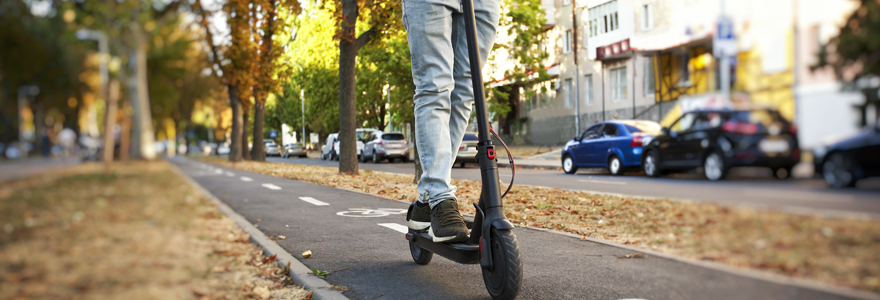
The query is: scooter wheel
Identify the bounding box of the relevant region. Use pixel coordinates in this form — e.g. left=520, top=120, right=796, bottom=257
left=482, top=228, right=522, bottom=300
left=409, top=241, right=433, bottom=265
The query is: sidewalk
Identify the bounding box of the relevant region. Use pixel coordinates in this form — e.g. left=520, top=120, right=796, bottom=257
left=0, top=157, right=82, bottom=183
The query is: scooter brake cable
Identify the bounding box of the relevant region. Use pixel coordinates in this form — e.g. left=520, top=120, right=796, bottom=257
left=488, top=125, right=514, bottom=199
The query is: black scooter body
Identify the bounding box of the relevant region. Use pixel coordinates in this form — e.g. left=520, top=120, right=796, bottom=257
left=405, top=0, right=523, bottom=298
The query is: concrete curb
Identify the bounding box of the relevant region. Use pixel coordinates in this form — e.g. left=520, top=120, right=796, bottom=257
left=169, top=160, right=349, bottom=300
left=497, top=161, right=561, bottom=171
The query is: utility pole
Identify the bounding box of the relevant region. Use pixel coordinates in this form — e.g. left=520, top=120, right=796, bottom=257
left=76, top=29, right=108, bottom=140
left=301, top=88, right=305, bottom=146
left=572, top=3, right=580, bottom=135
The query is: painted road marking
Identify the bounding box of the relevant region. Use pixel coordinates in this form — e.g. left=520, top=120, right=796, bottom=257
left=378, top=223, right=408, bottom=234
left=225, top=172, right=235, bottom=177
left=241, top=177, right=253, bottom=182
left=262, top=183, right=282, bottom=190
left=299, top=197, right=330, bottom=206
left=215, top=169, right=223, bottom=174
left=578, top=179, right=626, bottom=185
left=337, top=208, right=407, bottom=217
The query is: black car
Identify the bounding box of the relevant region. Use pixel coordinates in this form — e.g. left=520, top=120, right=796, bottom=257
left=641, top=109, right=800, bottom=180
left=813, top=122, right=880, bottom=188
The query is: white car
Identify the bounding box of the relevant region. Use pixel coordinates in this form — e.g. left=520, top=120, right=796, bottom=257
left=321, top=133, right=339, bottom=160
left=264, top=139, right=281, bottom=156
left=322, top=129, right=378, bottom=161
left=282, top=143, right=307, bottom=158
left=362, top=131, right=409, bottom=163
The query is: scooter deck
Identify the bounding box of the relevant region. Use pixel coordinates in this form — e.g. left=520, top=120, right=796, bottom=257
left=406, top=231, right=480, bottom=264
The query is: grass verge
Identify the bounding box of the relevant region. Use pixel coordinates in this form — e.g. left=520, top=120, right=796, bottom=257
left=0, top=161, right=310, bottom=299
left=203, top=157, right=880, bottom=293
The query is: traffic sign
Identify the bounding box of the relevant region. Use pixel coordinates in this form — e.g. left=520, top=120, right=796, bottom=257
left=269, top=130, right=277, bottom=138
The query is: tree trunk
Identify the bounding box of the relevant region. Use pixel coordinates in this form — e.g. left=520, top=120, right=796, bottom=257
left=251, top=98, right=265, bottom=161
left=102, top=80, right=120, bottom=166
left=132, top=22, right=156, bottom=160
left=119, top=100, right=131, bottom=160
left=338, top=0, right=376, bottom=175
left=242, top=106, right=251, bottom=159
left=228, top=84, right=243, bottom=162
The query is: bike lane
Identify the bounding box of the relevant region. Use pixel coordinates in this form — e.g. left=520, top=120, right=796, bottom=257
left=171, top=157, right=865, bottom=300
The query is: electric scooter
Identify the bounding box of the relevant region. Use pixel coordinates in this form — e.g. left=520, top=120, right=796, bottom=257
left=403, top=0, right=523, bottom=298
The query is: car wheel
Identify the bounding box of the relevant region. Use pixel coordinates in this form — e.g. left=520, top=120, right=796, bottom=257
left=359, top=151, right=365, bottom=162
left=608, top=155, right=623, bottom=176
left=823, top=153, right=856, bottom=188
left=562, top=155, right=577, bottom=174
left=321, top=152, right=326, bottom=160
left=460, top=162, right=467, bottom=168
left=301, top=154, right=308, bottom=158
left=703, top=151, right=727, bottom=181
left=643, top=151, right=661, bottom=177
left=372, top=150, right=381, bottom=163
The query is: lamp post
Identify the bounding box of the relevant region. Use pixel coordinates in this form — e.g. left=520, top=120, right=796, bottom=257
left=76, top=29, right=109, bottom=138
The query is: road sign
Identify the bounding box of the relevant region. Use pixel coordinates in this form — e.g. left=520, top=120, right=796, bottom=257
left=269, top=130, right=277, bottom=138
left=713, top=16, right=736, bottom=57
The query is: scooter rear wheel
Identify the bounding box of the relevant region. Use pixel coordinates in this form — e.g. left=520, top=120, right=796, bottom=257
left=482, top=228, right=522, bottom=300
left=409, top=241, right=433, bottom=265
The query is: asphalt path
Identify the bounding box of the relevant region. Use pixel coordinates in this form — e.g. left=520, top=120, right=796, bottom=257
left=173, top=157, right=866, bottom=300
left=262, top=156, right=880, bottom=217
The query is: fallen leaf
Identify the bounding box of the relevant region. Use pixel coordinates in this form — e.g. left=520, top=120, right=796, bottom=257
left=278, top=235, right=286, bottom=240
left=192, top=287, right=209, bottom=296
left=262, top=254, right=277, bottom=264
left=302, top=291, right=313, bottom=299
left=302, top=250, right=312, bottom=258
left=256, top=219, right=261, bottom=222
left=580, top=236, right=587, bottom=241
left=252, top=286, right=271, bottom=299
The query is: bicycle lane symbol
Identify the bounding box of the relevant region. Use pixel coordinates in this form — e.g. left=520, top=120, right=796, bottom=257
left=336, top=208, right=407, bottom=218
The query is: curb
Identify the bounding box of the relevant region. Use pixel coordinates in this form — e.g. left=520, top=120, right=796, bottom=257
left=169, top=160, right=349, bottom=300
left=498, top=161, right=561, bottom=171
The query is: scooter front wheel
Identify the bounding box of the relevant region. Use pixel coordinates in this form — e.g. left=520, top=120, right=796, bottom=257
left=482, top=228, right=522, bottom=300
left=409, top=241, right=433, bottom=265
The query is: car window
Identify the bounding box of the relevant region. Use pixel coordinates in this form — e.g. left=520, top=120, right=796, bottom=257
left=670, top=113, right=698, bottom=133
left=382, top=133, right=405, bottom=140
left=581, top=124, right=603, bottom=141
left=356, top=131, right=373, bottom=141
left=463, top=133, right=479, bottom=141
left=620, top=121, right=662, bottom=135
left=603, top=124, right=619, bottom=137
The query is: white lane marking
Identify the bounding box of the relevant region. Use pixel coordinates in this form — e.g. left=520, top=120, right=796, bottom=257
left=262, top=183, right=282, bottom=190
left=337, top=208, right=407, bottom=217
left=225, top=172, right=235, bottom=177
left=299, top=197, right=329, bottom=206
left=215, top=169, right=223, bottom=174
left=578, top=179, right=627, bottom=185
left=241, top=177, right=253, bottom=182
left=378, top=223, right=408, bottom=234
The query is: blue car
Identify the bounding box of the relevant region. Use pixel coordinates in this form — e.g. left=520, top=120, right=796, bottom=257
left=561, top=120, right=663, bottom=175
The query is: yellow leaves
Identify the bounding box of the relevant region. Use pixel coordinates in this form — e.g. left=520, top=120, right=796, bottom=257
left=302, top=250, right=312, bottom=258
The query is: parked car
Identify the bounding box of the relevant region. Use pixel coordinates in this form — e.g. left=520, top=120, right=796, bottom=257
left=264, top=139, right=281, bottom=156
left=216, top=143, right=230, bottom=155
left=641, top=109, right=800, bottom=181
left=455, top=132, right=479, bottom=167
left=282, top=142, right=308, bottom=158
left=561, top=120, right=662, bottom=175
left=362, top=131, right=409, bottom=163
left=813, top=122, right=880, bottom=188
left=355, top=128, right=377, bottom=161
left=321, top=133, right=339, bottom=160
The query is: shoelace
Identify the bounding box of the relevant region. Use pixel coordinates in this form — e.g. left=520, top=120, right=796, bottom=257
left=435, top=204, right=465, bottom=227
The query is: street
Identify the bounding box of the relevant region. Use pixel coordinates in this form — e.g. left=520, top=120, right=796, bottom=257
left=262, top=156, right=880, bottom=218
left=172, top=156, right=866, bottom=300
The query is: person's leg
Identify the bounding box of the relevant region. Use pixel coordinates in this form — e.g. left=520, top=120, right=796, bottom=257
left=448, top=0, right=501, bottom=169
left=403, top=0, right=457, bottom=208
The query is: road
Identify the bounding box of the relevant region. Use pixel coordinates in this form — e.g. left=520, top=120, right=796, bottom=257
left=173, top=157, right=867, bottom=300
left=263, top=156, right=880, bottom=218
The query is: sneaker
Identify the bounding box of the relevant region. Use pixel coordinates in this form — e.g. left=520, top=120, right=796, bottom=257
left=406, top=201, right=431, bottom=231
left=428, top=199, right=469, bottom=243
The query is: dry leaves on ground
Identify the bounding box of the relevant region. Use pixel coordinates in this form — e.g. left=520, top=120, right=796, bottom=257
left=204, top=157, right=880, bottom=292
left=0, top=161, right=310, bottom=299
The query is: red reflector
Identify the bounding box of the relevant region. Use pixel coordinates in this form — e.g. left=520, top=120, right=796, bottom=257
left=630, top=136, right=643, bottom=147
left=788, top=124, right=798, bottom=136
left=459, top=146, right=465, bottom=150
left=479, top=237, right=484, bottom=259
left=378, top=141, right=383, bottom=145
left=487, top=148, right=495, bottom=160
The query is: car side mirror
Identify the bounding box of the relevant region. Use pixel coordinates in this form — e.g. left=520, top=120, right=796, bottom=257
left=574, top=136, right=581, bottom=142
left=661, top=127, right=669, bottom=135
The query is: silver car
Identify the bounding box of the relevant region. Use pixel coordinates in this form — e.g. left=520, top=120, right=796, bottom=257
left=264, top=139, right=281, bottom=156
left=362, top=132, right=409, bottom=163
left=455, top=132, right=479, bottom=167
left=282, top=143, right=308, bottom=158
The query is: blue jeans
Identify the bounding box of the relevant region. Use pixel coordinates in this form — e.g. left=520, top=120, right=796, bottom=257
left=403, top=0, right=500, bottom=208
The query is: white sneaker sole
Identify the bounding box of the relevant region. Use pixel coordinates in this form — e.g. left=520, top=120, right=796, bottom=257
left=428, top=227, right=461, bottom=243
left=408, top=220, right=430, bottom=231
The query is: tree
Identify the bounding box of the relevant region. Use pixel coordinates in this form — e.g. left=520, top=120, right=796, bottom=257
left=335, top=0, right=399, bottom=175
left=488, top=0, right=550, bottom=135
left=816, top=0, right=880, bottom=126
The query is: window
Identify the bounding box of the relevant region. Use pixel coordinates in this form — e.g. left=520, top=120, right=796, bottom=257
left=580, top=124, right=603, bottom=141
left=603, top=124, right=619, bottom=138
left=564, top=78, right=574, bottom=108
left=670, top=113, right=698, bottom=133
left=610, top=67, right=627, bottom=102
left=641, top=4, right=652, bottom=30
left=563, top=0, right=571, bottom=5
left=679, top=51, right=691, bottom=86
left=584, top=74, right=594, bottom=105
left=588, top=0, right=619, bottom=36
left=644, top=57, right=655, bottom=96
left=564, top=30, right=572, bottom=53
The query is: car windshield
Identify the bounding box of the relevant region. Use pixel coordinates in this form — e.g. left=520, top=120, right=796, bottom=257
left=356, top=131, right=373, bottom=141
left=463, top=133, right=479, bottom=141
left=382, top=133, right=405, bottom=140
left=619, top=121, right=662, bottom=135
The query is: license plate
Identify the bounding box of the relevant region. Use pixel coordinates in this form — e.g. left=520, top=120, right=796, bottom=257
left=386, top=144, right=403, bottom=149
left=759, top=139, right=789, bottom=153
